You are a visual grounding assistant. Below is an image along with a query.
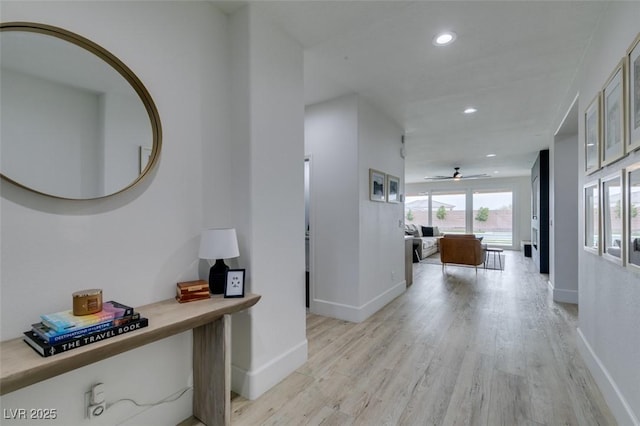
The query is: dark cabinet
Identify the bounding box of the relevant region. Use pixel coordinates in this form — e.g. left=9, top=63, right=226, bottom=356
left=531, top=150, right=549, bottom=273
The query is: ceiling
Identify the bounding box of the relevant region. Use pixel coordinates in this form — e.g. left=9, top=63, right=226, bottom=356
left=216, top=1, right=607, bottom=183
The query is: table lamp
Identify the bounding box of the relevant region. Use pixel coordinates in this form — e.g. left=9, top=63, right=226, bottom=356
left=199, top=228, right=240, bottom=294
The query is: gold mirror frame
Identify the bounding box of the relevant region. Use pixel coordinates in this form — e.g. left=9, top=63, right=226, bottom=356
left=0, top=22, right=162, bottom=200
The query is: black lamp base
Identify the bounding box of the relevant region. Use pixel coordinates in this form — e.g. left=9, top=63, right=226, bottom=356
left=209, top=259, right=229, bottom=294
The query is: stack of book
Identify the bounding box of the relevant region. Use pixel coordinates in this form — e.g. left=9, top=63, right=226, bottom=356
left=176, top=280, right=210, bottom=303
left=23, top=301, right=148, bottom=357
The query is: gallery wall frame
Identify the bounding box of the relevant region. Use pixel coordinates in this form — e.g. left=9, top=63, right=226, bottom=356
left=627, top=32, right=640, bottom=153
left=625, top=162, right=640, bottom=272
left=584, top=179, right=600, bottom=255
left=369, top=168, right=386, bottom=202
left=584, top=93, right=602, bottom=174
left=602, top=60, right=626, bottom=167
left=601, top=170, right=625, bottom=266
left=386, top=174, right=400, bottom=203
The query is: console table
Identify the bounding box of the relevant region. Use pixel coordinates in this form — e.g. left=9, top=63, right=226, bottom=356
left=0, top=294, right=261, bottom=425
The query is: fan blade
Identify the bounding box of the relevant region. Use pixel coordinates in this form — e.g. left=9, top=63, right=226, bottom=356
left=461, top=174, right=490, bottom=179
left=423, top=176, right=453, bottom=180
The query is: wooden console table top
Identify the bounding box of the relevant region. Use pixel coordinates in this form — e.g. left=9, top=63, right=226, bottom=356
left=0, top=294, right=261, bottom=396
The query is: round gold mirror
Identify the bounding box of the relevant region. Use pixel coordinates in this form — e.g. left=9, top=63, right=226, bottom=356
left=0, top=22, right=162, bottom=200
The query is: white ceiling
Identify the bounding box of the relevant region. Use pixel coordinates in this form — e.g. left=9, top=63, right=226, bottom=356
left=217, top=1, right=607, bottom=183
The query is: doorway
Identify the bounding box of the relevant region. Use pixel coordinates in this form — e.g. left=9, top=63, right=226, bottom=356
left=304, top=157, right=311, bottom=308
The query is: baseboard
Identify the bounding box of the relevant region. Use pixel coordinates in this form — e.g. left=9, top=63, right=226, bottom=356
left=577, top=328, right=639, bottom=425
left=231, top=338, right=308, bottom=400
left=553, top=288, right=578, bottom=304
left=547, top=279, right=554, bottom=292
left=311, top=281, right=406, bottom=323
left=547, top=279, right=578, bottom=304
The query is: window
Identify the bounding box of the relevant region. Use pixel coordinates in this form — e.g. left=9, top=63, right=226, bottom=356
left=472, top=190, right=513, bottom=246
left=432, top=192, right=466, bottom=234
left=405, top=188, right=515, bottom=247
left=404, top=195, right=429, bottom=225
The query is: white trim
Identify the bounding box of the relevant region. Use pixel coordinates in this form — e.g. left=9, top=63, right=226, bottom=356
left=547, top=279, right=578, bottom=304
left=231, top=339, right=308, bottom=400
left=311, top=281, right=405, bottom=323
left=552, top=288, right=578, bottom=304
left=577, top=328, right=639, bottom=426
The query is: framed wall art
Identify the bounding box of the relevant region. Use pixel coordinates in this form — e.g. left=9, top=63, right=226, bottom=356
left=602, top=60, right=626, bottom=167
left=584, top=94, right=601, bottom=174
left=386, top=174, right=400, bottom=203
left=601, top=171, right=624, bottom=265
left=584, top=180, right=600, bottom=255
left=224, top=269, right=245, bottom=298
left=369, top=168, right=386, bottom=202
left=627, top=33, right=640, bottom=153
left=626, top=162, right=640, bottom=271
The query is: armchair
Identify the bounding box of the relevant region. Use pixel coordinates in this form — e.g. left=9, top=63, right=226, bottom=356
left=439, top=234, right=485, bottom=271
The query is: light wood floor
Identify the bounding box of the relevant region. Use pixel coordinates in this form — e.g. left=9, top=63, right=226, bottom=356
left=230, top=252, right=616, bottom=425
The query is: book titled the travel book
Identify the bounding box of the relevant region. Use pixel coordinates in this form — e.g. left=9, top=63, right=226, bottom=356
left=23, top=316, right=149, bottom=358
left=32, top=312, right=141, bottom=344
left=40, top=300, right=134, bottom=332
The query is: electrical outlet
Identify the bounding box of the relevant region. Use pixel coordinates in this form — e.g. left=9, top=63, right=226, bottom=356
left=87, top=383, right=106, bottom=419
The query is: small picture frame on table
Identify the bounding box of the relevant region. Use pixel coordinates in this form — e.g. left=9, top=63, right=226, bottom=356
left=224, top=269, right=245, bottom=298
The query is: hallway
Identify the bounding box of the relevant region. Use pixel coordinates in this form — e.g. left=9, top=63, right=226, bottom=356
left=231, top=251, right=616, bottom=425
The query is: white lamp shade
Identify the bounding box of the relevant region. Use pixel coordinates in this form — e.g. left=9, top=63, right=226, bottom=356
left=199, top=228, right=240, bottom=260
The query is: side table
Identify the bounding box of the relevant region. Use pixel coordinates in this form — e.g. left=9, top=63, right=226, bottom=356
left=484, top=248, right=504, bottom=270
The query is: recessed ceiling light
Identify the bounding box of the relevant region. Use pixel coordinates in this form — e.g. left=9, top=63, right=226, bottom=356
left=486, top=153, right=496, bottom=158
left=464, top=107, right=477, bottom=114
left=433, top=31, right=457, bottom=46
left=494, top=171, right=500, bottom=174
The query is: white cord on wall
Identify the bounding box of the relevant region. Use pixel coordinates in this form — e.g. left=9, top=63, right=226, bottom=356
left=106, top=386, right=192, bottom=411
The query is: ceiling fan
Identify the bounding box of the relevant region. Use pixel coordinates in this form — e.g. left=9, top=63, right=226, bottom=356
left=423, top=167, right=490, bottom=181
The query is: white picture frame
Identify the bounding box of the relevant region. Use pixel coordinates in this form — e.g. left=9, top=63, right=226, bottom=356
left=386, top=174, right=400, bottom=203
left=369, top=169, right=386, bottom=202
left=584, top=180, right=600, bottom=255
left=584, top=94, right=601, bottom=174
left=627, top=33, right=640, bottom=153
left=601, top=171, right=624, bottom=265
left=626, top=162, right=640, bottom=272
left=602, top=61, right=626, bottom=167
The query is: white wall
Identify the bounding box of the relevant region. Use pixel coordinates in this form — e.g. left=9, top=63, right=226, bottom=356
left=568, top=3, right=640, bottom=423
left=405, top=176, right=532, bottom=250
left=305, top=94, right=405, bottom=322
left=551, top=132, right=579, bottom=303
left=305, top=95, right=360, bottom=308
left=0, top=2, right=232, bottom=424
left=101, top=91, right=150, bottom=196
left=357, top=98, right=406, bottom=307
left=228, top=5, right=308, bottom=400
left=1, top=69, right=101, bottom=198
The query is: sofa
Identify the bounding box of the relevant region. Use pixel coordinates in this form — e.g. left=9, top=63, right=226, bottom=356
left=405, top=224, right=442, bottom=259
left=439, top=234, right=485, bottom=271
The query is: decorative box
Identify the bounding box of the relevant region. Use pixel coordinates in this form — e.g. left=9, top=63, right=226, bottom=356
left=176, top=280, right=210, bottom=303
